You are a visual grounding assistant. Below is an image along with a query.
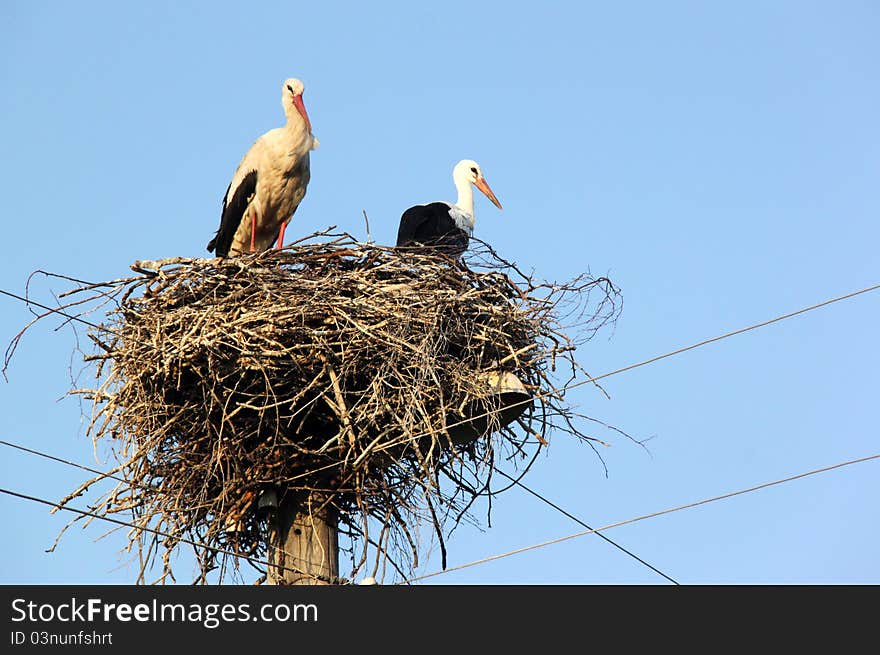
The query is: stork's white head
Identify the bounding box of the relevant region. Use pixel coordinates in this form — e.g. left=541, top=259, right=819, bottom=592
left=453, top=159, right=503, bottom=210
left=281, top=77, right=312, bottom=134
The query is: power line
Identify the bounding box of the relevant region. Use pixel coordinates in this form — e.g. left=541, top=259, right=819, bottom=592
left=0, top=439, right=188, bottom=500
left=0, top=486, right=328, bottom=584
left=6, top=448, right=878, bottom=585
left=0, top=438, right=125, bottom=484
left=0, top=288, right=113, bottom=334
left=0, top=438, right=678, bottom=584
left=493, top=467, right=678, bottom=584
left=584, top=282, right=880, bottom=385
left=394, top=281, right=880, bottom=448
left=401, top=453, right=880, bottom=584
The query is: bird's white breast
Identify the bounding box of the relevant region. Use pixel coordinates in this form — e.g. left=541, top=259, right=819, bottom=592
left=448, top=205, right=474, bottom=236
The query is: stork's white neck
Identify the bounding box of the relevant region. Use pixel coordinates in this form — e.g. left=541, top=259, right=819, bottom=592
left=453, top=170, right=475, bottom=222
left=282, top=106, right=318, bottom=152
left=284, top=109, right=308, bottom=134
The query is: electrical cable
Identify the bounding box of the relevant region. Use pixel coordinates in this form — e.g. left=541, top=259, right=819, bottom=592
left=401, top=453, right=880, bottom=584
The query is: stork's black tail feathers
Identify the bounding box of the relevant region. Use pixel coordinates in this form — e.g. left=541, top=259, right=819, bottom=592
left=207, top=170, right=258, bottom=257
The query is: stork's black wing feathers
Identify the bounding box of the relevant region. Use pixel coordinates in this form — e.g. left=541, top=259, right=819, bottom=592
left=396, top=204, right=437, bottom=247
left=207, top=170, right=258, bottom=257
left=395, top=202, right=469, bottom=258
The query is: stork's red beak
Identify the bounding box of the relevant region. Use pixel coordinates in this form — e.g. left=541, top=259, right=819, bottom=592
left=475, top=176, right=503, bottom=210
left=292, top=94, right=312, bottom=133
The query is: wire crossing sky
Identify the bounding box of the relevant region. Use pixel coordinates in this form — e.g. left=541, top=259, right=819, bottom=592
left=1, top=2, right=878, bottom=584
left=403, top=453, right=880, bottom=584
left=3, top=450, right=877, bottom=585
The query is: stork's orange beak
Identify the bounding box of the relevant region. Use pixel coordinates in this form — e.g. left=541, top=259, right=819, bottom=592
left=292, top=94, right=312, bottom=133
left=475, top=176, right=503, bottom=210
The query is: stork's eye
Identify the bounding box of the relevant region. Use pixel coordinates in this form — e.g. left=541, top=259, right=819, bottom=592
left=287, top=84, right=294, bottom=93
left=470, top=167, right=478, bottom=175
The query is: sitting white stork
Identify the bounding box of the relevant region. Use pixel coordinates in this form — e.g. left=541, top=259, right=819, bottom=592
left=207, top=78, right=319, bottom=257
left=395, top=159, right=502, bottom=259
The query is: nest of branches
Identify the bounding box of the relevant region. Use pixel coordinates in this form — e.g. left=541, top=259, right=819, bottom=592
left=19, top=231, right=621, bottom=584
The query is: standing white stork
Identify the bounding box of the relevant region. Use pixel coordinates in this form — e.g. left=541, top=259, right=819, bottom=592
left=207, top=78, right=319, bottom=257
left=395, top=159, right=502, bottom=259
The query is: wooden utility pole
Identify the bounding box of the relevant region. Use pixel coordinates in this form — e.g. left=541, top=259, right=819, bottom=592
left=267, top=491, right=339, bottom=585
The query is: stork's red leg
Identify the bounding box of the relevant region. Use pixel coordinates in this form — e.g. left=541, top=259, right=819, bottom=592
left=276, top=221, right=287, bottom=250
left=250, top=212, right=257, bottom=252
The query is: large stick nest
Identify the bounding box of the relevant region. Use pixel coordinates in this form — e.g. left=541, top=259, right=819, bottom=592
left=14, top=231, right=622, bottom=584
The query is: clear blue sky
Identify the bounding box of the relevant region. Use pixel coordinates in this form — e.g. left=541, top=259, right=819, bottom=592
left=1, top=1, right=878, bottom=584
